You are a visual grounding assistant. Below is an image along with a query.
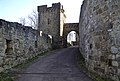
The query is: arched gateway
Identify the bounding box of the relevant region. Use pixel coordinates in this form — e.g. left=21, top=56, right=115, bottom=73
left=62, top=23, right=79, bottom=48
left=38, top=2, right=79, bottom=48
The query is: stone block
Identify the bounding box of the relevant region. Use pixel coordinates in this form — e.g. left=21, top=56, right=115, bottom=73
left=95, top=42, right=100, bottom=49
left=112, top=55, right=116, bottom=59
left=0, top=53, right=5, bottom=57
left=0, top=67, right=4, bottom=72
left=115, top=37, right=120, bottom=46
left=0, top=57, right=3, bottom=65
left=112, top=5, right=119, bottom=10
left=93, top=5, right=99, bottom=11
left=0, top=28, right=2, bottom=33
left=0, top=33, right=2, bottom=38
left=0, top=42, right=3, bottom=47
left=112, top=61, right=119, bottom=67
left=3, top=65, right=10, bottom=70
left=116, top=57, right=120, bottom=64
left=0, top=48, right=3, bottom=52
left=111, top=46, right=118, bottom=54
left=103, top=5, right=108, bottom=11
left=97, top=8, right=103, bottom=14
left=118, top=69, right=120, bottom=74
left=116, top=54, right=120, bottom=58
left=111, top=75, right=119, bottom=81
left=94, top=67, right=105, bottom=73
left=108, top=55, right=112, bottom=59
left=0, top=37, right=3, bottom=41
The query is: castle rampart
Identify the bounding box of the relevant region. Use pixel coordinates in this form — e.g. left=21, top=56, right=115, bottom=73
left=0, top=19, right=51, bottom=72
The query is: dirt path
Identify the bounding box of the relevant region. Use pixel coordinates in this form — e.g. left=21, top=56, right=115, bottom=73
left=15, top=47, right=94, bottom=81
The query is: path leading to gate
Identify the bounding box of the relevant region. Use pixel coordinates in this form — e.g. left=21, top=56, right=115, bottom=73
left=15, top=47, right=94, bottom=81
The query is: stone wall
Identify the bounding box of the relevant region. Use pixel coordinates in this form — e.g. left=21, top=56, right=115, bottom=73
left=37, top=2, right=66, bottom=49
left=79, top=0, right=120, bottom=81
left=0, top=19, right=52, bottom=72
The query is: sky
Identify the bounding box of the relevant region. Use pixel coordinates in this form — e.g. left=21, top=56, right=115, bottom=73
left=0, top=0, right=83, bottom=23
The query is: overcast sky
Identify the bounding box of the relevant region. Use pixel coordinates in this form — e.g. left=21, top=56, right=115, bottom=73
left=0, top=0, right=83, bottom=23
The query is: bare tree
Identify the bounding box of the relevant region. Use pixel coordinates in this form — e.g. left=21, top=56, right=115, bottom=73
left=19, top=9, right=38, bottom=29
left=28, top=10, right=38, bottom=29
left=19, top=17, right=26, bottom=26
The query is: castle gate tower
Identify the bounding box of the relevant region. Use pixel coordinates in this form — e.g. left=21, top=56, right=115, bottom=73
left=37, top=2, right=66, bottom=49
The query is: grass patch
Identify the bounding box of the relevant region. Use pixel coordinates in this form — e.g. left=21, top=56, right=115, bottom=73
left=76, top=51, right=114, bottom=81
left=0, top=73, right=15, bottom=81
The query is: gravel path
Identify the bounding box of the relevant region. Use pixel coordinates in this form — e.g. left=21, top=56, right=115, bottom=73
left=15, top=47, right=94, bottom=81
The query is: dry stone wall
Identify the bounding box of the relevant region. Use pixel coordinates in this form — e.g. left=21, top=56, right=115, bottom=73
left=0, top=19, right=51, bottom=72
left=79, top=0, right=120, bottom=81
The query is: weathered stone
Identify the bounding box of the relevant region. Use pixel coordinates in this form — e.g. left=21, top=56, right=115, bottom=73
left=100, top=56, right=107, bottom=62
left=93, top=5, right=99, bottom=11
left=0, top=57, right=3, bottom=65
left=96, top=8, right=103, bottom=15
left=118, top=69, right=120, bottom=75
left=94, top=67, right=105, bottom=73
left=0, top=67, right=4, bottom=72
left=79, top=0, right=120, bottom=80
left=3, top=65, right=10, bottom=70
left=112, top=55, right=116, bottom=60
left=112, top=61, right=119, bottom=67
left=103, top=5, right=108, bottom=11
left=95, top=43, right=100, bottom=49
left=116, top=54, right=120, bottom=59
left=0, top=37, right=3, bottom=41
left=108, top=55, right=112, bottom=59
left=111, top=46, right=118, bottom=54
left=111, top=75, right=119, bottom=81
left=0, top=53, right=5, bottom=57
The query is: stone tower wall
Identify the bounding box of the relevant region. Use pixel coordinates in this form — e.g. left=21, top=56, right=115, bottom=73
left=79, top=0, right=120, bottom=80
left=38, top=2, right=66, bottom=48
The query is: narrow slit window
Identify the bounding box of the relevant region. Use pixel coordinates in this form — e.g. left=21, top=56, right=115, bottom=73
left=5, top=39, right=13, bottom=54
left=35, top=41, right=37, bottom=48
left=48, top=18, right=50, bottom=24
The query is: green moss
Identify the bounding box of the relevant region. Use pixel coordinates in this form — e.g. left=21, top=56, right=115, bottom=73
left=0, top=73, right=16, bottom=81
left=76, top=51, right=114, bottom=81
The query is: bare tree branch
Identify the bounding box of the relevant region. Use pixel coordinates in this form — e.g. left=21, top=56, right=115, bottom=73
left=19, top=9, right=38, bottom=29
left=19, top=17, right=26, bottom=26
left=28, top=9, right=38, bottom=29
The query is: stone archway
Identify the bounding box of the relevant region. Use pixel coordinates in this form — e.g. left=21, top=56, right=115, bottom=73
left=62, top=23, right=79, bottom=48
left=67, top=31, right=79, bottom=46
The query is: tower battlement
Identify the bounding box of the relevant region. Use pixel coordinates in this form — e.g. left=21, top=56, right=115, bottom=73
left=38, top=2, right=63, bottom=13
left=37, top=5, right=47, bottom=12
left=52, top=2, right=61, bottom=8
